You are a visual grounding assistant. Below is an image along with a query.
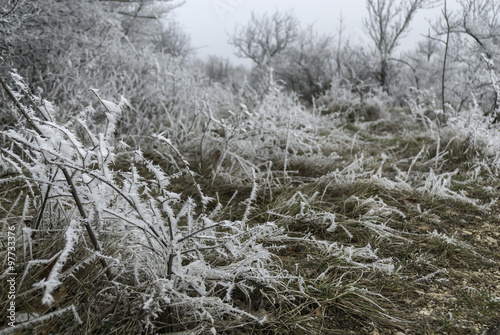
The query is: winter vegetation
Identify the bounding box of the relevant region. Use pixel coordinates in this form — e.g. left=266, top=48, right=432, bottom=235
left=1, top=0, right=500, bottom=334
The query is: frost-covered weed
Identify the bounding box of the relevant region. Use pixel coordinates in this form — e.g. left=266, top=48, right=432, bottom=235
left=266, top=190, right=397, bottom=276
left=192, top=77, right=328, bottom=181
left=0, top=72, right=300, bottom=333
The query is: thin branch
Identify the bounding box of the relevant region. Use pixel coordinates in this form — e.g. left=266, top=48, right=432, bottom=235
left=59, top=166, right=112, bottom=279
left=117, top=11, right=158, bottom=19
left=0, top=76, right=42, bottom=135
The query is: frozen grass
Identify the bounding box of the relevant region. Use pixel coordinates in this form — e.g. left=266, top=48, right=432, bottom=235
left=0, top=73, right=303, bottom=333
left=2, top=66, right=500, bottom=334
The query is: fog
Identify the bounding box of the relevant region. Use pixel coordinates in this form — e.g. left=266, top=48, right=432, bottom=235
left=175, top=0, right=454, bottom=66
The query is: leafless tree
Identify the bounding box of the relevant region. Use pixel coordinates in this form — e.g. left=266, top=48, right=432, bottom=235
left=154, top=20, right=191, bottom=57
left=229, top=11, right=299, bottom=68
left=275, top=26, right=336, bottom=101
left=458, top=0, right=500, bottom=46
left=205, top=55, right=231, bottom=84
left=457, top=0, right=500, bottom=114
left=335, top=11, right=347, bottom=77
left=428, top=0, right=500, bottom=115
left=418, top=29, right=440, bottom=62
left=440, top=0, right=452, bottom=113
left=363, top=0, right=438, bottom=90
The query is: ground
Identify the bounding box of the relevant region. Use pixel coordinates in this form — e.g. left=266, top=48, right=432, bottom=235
left=201, top=112, right=500, bottom=334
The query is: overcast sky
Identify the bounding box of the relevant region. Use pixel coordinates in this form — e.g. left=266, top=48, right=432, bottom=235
left=175, top=0, right=454, bottom=66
